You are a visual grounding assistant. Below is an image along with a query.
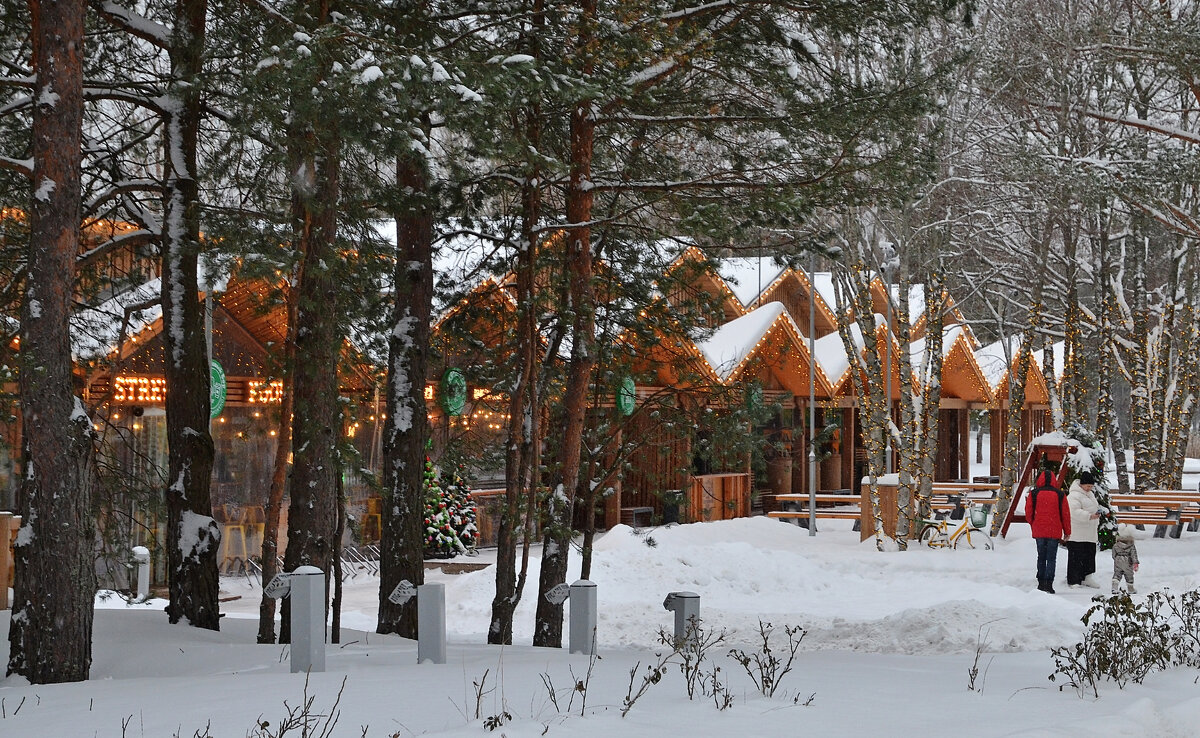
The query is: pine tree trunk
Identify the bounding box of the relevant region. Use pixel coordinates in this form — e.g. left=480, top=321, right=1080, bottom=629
left=8, top=0, right=96, bottom=684
left=280, top=133, right=341, bottom=642
left=377, top=149, right=434, bottom=638
left=162, top=0, right=219, bottom=630
left=534, top=3, right=597, bottom=642
left=257, top=346, right=294, bottom=643
left=490, top=171, right=540, bottom=645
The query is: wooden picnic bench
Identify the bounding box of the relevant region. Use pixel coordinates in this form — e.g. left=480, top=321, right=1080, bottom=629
left=767, top=493, right=862, bottom=530
left=1108, top=490, right=1200, bottom=539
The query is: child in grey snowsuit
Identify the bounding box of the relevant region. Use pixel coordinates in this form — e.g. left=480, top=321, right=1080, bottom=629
left=1111, top=524, right=1139, bottom=594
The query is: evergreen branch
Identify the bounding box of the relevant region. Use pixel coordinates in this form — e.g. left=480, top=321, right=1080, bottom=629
left=234, top=0, right=299, bottom=30
left=89, top=0, right=173, bottom=49
left=0, top=75, right=35, bottom=89
left=0, top=94, right=32, bottom=117
left=81, top=87, right=167, bottom=113
left=76, top=229, right=159, bottom=268
left=0, top=157, right=33, bottom=178
left=84, top=180, right=165, bottom=215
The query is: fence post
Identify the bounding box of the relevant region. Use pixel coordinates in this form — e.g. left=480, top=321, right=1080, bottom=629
left=663, top=591, right=700, bottom=644
left=568, top=579, right=597, bottom=655
left=289, top=566, right=326, bottom=673
left=131, top=546, right=151, bottom=600
left=417, top=582, right=447, bottom=664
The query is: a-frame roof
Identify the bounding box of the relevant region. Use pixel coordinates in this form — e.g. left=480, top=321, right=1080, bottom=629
left=914, top=325, right=995, bottom=403
left=663, top=246, right=746, bottom=324
left=830, top=319, right=911, bottom=399
left=975, top=336, right=1051, bottom=406
left=695, top=302, right=834, bottom=398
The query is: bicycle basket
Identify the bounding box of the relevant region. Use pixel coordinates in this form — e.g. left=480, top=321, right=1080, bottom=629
left=968, top=506, right=988, bottom=529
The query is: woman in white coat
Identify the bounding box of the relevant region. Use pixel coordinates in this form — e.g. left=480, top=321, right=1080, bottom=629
left=1065, top=470, right=1101, bottom=588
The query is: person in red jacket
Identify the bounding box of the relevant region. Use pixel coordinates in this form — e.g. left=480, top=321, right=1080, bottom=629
left=1027, top=470, right=1071, bottom=593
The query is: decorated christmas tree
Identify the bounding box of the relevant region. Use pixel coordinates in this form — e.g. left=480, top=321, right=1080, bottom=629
left=422, top=456, right=479, bottom=558
left=1062, top=422, right=1118, bottom=551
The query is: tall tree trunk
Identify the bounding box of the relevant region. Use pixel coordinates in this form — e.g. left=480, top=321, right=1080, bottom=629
left=162, top=0, right=219, bottom=630
left=257, top=336, right=294, bottom=643
left=895, top=265, right=914, bottom=549
left=490, top=0, right=545, bottom=648
left=831, top=240, right=888, bottom=551
left=7, top=0, right=96, bottom=684
left=1096, top=221, right=1131, bottom=496
left=279, top=133, right=341, bottom=643
left=377, top=148, right=434, bottom=638
left=991, top=229, right=1050, bottom=535
left=490, top=182, right=540, bottom=645
left=534, top=0, right=597, bottom=645
left=1130, top=235, right=1152, bottom=493
left=918, top=269, right=947, bottom=514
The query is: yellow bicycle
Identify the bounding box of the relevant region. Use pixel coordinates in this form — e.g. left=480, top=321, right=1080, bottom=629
left=917, top=501, right=993, bottom=550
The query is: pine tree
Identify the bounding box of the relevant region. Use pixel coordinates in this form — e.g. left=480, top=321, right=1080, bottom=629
left=422, top=459, right=478, bottom=559
left=1063, top=421, right=1118, bottom=551
left=7, top=0, right=97, bottom=684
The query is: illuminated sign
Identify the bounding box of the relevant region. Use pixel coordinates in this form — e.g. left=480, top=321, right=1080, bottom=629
left=247, top=380, right=284, bottom=404
left=113, top=376, right=167, bottom=404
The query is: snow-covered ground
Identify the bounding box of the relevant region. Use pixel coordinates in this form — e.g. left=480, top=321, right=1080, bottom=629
left=4, top=513, right=1200, bottom=737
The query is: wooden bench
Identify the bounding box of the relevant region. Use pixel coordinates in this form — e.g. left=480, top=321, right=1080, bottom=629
left=768, top=493, right=862, bottom=531
left=1108, top=491, right=1200, bottom=539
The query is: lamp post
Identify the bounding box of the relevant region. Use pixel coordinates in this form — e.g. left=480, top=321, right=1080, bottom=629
left=807, top=250, right=817, bottom=536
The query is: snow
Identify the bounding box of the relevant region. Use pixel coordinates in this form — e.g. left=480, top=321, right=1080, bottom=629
left=715, top=256, right=787, bottom=307
left=4, top=515, right=1200, bottom=736
left=975, top=335, right=1023, bottom=391
left=812, top=324, right=859, bottom=389
left=32, top=177, right=55, bottom=202
left=696, top=302, right=785, bottom=379
left=354, top=65, right=384, bottom=84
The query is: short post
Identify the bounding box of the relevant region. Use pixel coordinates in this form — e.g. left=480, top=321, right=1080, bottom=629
left=131, top=546, right=151, bottom=600
left=663, top=591, right=700, bottom=644
left=289, top=566, right=326, bottom=674
left=417, top=582, right=446, bottom=665
left=568, top=579, right=597, bottom=655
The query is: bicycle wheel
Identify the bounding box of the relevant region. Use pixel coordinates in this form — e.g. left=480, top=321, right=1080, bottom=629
left=918, top=523, right=947, bottom=548
left=954, top=527, right=993, bottom=550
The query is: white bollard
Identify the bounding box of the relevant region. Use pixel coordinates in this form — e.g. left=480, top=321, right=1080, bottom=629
left=289, top=566, right=326, bottom=673
left=131, top=546, right=151, bottom=600
left=663, top=591, right=700, bottom=645
left=568, top=580, right=597, bottom=655
left=417, top=582, right=447, bottom=664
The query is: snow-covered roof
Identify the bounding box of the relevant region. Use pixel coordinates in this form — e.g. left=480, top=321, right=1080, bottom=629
left=908, top=323, right=964, bottom=368
left=812, top=324, right=858, bottom=390
left=888, top=283, right=927, bottom=325
left=716, top=256, right=788, bottom=307
left=810, top=272, right=839, bottom=316
left=696, top=302, right=787, bottom=380
left=973, top=336, right=1022, bottom=390
left=71, top=279, right=162, bottom=362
